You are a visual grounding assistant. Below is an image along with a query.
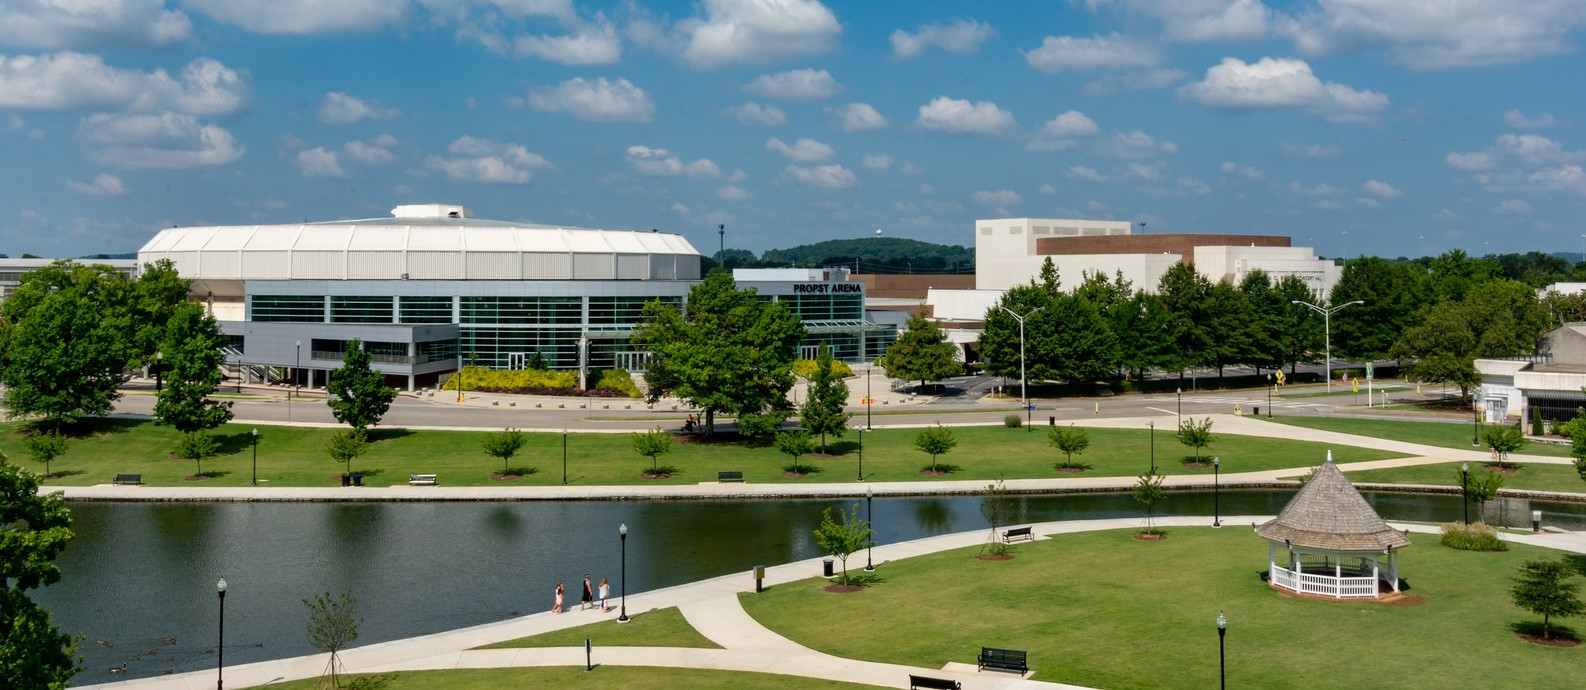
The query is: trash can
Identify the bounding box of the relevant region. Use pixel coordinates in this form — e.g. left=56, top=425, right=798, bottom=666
left=1049, top=416, right=1056, bottom=426
left=1254, top=406, right=1260, bottom=416
left=352, top=473, right=363, bottom=487
left=822, top=559, right=834, bottom=577
left=340, top=473, right=350, bottom=487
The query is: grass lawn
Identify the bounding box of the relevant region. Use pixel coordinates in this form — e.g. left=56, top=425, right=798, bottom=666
left=740, top=528, right=1585, bottom=689
left=477, top=607, right=718, bottom=650
left=3, top=417, right=1404, bottom=488
left=1336, top=461, right=1586, bottom=495
left=265, top=667, right=874, bottom=689
left=1271, top=416, right=1575, bottom=458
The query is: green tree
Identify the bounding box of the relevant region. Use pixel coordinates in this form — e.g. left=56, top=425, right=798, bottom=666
left=633, top=274, right=804, bottom=435
left=799, top=345, right=850, bottom=453
left=1510, top=558, right=1585, bottom=640
left=325, top=431, right=368, bottom=477
left=1330, top=257, right=1429, bottom=360
left=130, top=259, right=193, bottom=377
left=631, top=426, right=673, bottom=472
left=176, top=431, right=219, bottom=477
left=1484, top=424, right=1528, bottom=469
left=774, top=430, right=816, bottom=473
left=481, top=429, right=527, bottom=475
left=1205, top=279, right=1264, bottom=376
left=304, top=590, right=362, bottom=689
left=153, top=302, right=234, bottom=434
left=882, top=312, right=962, bottom=391
left=22, top=432, right=67, bottom=478
left=980, top=478, right=1014, bottom=556
left=0, top=261, right=134, bottom=430
left=1464, top=468, right=1505, bottom=523
left=1394, top=280, right=1549, bottom=397
left=914, top=424, right=958, bottom=473
left=1155, top=262, right=1214, bottom=377
left=1272, top=275, right=1325, bottom=375
left=325, top=340, right=397, bottom=439
left=979, top=284, right=1058, bottom=383
left=1048, top=424, right=1091, bottom=470
left=0, top=458, right=80, bottom=688
left=813, top=503, right=872, bottom=586
left=1132, top=471, right=1166, bottom=534
left=1048, top=291, right=1120, bottom=383
left=1177, top=417, right=1216, bottom=464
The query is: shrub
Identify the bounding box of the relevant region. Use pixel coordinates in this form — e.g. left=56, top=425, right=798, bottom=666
left=441, top=365, right=578, bottom=392
left=1532, top=407, right=1545, bottom=436
left=595, top=369, right=642, bottom=398
left=1555, top=410, right=1586, bottom=441
left=793, top=358, right=854, bottom=379
left=1440, top=522, right=1508, bottom=551
left=1003, top=414, right=1022, bottom=428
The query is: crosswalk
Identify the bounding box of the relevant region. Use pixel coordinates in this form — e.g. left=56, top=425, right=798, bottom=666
left=1159, top=394, right=1332, bottom=410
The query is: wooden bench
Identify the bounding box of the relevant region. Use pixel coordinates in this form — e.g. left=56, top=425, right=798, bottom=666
left=978, top=647, right=1028, bottom=674
left=1001, top=526, right=1034, bottom=543
left=908, top=673, right=961, bottom=690
left=113, top=473, right=143, bottom=486
left=408, top=474, right=438, bottom=486
left=718, top=471, right=744, bottom=483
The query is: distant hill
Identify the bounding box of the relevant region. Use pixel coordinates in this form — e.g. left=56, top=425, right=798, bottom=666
left=752, top=237, right=974, bottom=274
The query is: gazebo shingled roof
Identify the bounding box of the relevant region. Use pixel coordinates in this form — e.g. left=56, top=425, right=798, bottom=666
left=1257, top=460, right=1410, bottom=552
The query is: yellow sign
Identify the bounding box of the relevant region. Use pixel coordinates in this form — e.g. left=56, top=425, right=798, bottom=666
left=1275, top=370, right=1285, bottom=385
left=1352, top=378, right=1359, bottom=393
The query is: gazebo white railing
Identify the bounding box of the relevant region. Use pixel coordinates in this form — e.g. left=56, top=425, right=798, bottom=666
left=1267, top=542, right=1399, bottom=599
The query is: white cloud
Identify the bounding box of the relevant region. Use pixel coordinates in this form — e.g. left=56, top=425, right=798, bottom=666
left=1028, top=110, right=1100, bottom=151
left=1433, top=208, right=1460, bottom=221
left=1528, top=165, right=1586, bottom=195
left=1081, top=68, right=1189, bottom=96
left=425, top=136, right=554, bottom=184
left=528, top=77, right=653, bottom=122
left=675, top=0, right=841, bottom=67
left=1496, top=133, right=1582, bottom=165
left=1282, top=143, right=1342, bottom=159
left=901, top=162, right=924, bottom=174
left=724, top=102, right=786, bottom=127
left=0, top=52, right=246, bottom=115
left=66, top=173, right=125, bottom=196
left=514, top=18, right=622, bottom=65
left=973, top=189, right=1022, bottom=206
left=1361, top=179, right=1403, bottom=198
left=1353, top=197, right=1380, bottom=208
left=831, top=102, right=887, bottom=132
left=0, top=0, right=191, bottom=49
left=1127, top=162, right=1167, bottom=182
left=670, top=202, right=690, bottom=215
left=1066, top=165, right=1109, bottom=182
left=318, top=92, right=398, bottom=124
left=182, top=0, right=404, bottom=35
left=1179, top=56, right=1388, bottom=124
left=297, top=147, right=346, bottom=178
left=1287, top=0, right=1586, bottom=70
left=785, top=163, right=856, bottom=188
left=685, top=159, right=723, bottom=178
left=765, top=137, right=833, bottom=162
left=890, top=19, right=994, bottom=59
left=1096, top=130, right=1178, bottom=158
left=1038, top=183, right=1057, bottom=194
left=915, top=96, right=1016, bottom=135
left=717, top=185, right=749, bottom=200
left=1505, top=109, right=1559, bottom=130
left=861, top=154, right=893, bottom=170
left=918, top=182, right=935, bottom=194
left=1290, top=182, right=1343, bottom=196
left=1497, top=199, right=1534, bottom=214
left=1220, top=161, right=1265, bottom=179
left=1085, top=0, right=1278, bottom=43
left=343, top=134, right=397, bottom=165
left=625, top=145, right=723, bottom=179
left=745, top=68, right=840, bottom=101
left=1022, top=33, right=1160, bottom=72
left=78, top=112, right=244, bottom=168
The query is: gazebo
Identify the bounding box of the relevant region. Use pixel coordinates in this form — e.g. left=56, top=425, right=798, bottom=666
left=1256, top=453, right=1411, bottom=599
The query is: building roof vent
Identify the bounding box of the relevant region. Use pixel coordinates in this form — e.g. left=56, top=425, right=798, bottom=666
left=391, top=204, right=474, bottom=219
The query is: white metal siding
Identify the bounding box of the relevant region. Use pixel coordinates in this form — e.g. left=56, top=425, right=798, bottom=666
left=650, top=254, right=676, bottom=280
left=407, top=251, right=462, bottom=279
left=522, top=253, right=571, bottom=280
left=573, top=253, right=614, bottom=280
left=166, top=251, right=201, bottom=277
left=199, top=250, right=240, bottom=279
left=346, top=251, right=405, bottom=279
left=292, top=251, right=344, bottom=279
left=243, top=251, right=289, bottom=278
left=466, top=252, right=521, bottom=279
left=616, top=254, right=648, bottom=280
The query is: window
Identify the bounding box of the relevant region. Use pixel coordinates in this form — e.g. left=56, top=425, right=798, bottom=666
left=589, top=296, right=680, bottom=325
left=399, top=296, right=453, bottom=324
left=252, top=295, right=324, bottom=323
left=330, top=296, right=394, bottom=324
left=460, top=296, right=581, bottom=325
left=778, top=294, right=863, bottom=321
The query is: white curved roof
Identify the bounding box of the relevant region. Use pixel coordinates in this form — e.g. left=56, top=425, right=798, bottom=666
left=137, top=204, right=701, bottom=287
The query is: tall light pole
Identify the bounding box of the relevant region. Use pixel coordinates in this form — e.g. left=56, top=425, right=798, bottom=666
left=155, top=351, right=164, bottom=393
left=999, top=305, right=1044, bottom=431
left=1176, top=387, right=1182, bottom=435
left=1460, top=462, right=1470, bottom=526
left=1267, top=373, right=1273, bottom=418
left=1290, top=299, right=1364, bottom=392
left=718, top=224, right=726, bottom=269
left=1216, top=611, right=1227, bottom=690
left=865, top=360, right=873, bottom=430
left=856, top=429, right=863, bottom=482
left=1473, top=392, right=1481, bottom=446
left=562, top=428, right=568, bottom=485
left=1148, top=419, right=1155, bottom=474
left=1137, top=220, right=1147, bottom=234
left=216, top=578, right=227, bottom=690
left=864, top=486, right=874, bottom=572
left=1212, top=457, right=1221, bottom=527
left=250, top=428, right=258, bottom=486
left=294, top=340, right=302, bottom=398
left=617, top=523, right=629, bottom=623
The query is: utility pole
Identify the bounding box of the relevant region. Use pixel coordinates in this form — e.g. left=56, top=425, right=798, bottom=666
left=999, top=305, right=1044, bottom=431
left=1291, top=299, right=1364, bottom=393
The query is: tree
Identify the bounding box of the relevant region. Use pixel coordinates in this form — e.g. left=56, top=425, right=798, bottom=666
left=176, top=431, right=219, bottom=477
left=1464, top=468, right=1504, bottom=523
left=1048, top=424, right=1091, bottom=470
left=799, top=344, right=850, bottom=453
left=981, top=479, right=1014, bottom=556
left=22, top=432, right=67, bottom=478
left=1047, top=291, right=1120, bottom=383
left=153, top=302, right=234, bottom=434
left=1204, top=280, right=1264, bottom=377
left=1510, top=558, right=1585, bottom=640
left=304, top=590, right=362, bottom=688
left=326, top=431, right=367, bottom=477
left=1330, top=257, right=1429, bottom=361
left=979, top=284, right=1058, bottom=383
left=325, top=339, right=396, bottom=439
left=1272, top=275, right=1325, bottom=375
left=1178, top=417, right=1216, bottom=464
left=130, top=259, right=194, bottom=378
left=914, top=424, right=958, bottom=473
left=883, top=312, right=962, bottom=391
left=813, top=503, right=872, bottom=587
left=0, top=458, right=80, bottom=688
left=1155, top=262, right=1215, bottom=376
left=1132, top=471, right=1166, bottom=534
left=481, top=428, right=526, bottom=475
left=1484, top=424, right=1528, bottom=469
left=0, top=261, right=135, bottom=430
left=631, top=426, right=673, bottom=472
left=633, top=274, right=804, bottom=435
left=774, top=430, right=817, bottom=473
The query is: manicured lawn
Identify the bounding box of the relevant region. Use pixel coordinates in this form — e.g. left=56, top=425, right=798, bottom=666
left=265, top=667, right=874, bottom=689
left=740, top=528, right=1585, bottom=689
left=6, top=417, right=1403, bottom=488
left=1337, top=461, right=1586, bottom=495
left=478, top=607, right=718, bottom=650
left=1271, top=416, right=1575, bottom=458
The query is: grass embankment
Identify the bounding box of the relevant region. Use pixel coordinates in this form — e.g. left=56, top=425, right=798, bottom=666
left=1338, top=461, right=1586, bottom=495
left=741, top=528, right=1583, bottom=689
left=4, top=418, right=1404, bottom=488
left=1272, top=416, right=1576, bottom=458
left=478, top=607, right=718, bottom=650
left=265, top=667, right=871, bottom=689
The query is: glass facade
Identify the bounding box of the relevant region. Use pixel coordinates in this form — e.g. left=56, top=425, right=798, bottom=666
left=252, top=295, right=325, bottom=322
left=588, top=296, right=680, bottom=325
left=399, top=296, right=453, bottom=324
left=777, top=294, right=863, bottom=321
left=460, top=296, right=581, bottom=325
left=330, top=296, right=395, bottom=324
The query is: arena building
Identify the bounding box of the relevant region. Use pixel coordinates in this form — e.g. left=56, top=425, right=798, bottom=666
left=136, top=204, right=884, bottom=390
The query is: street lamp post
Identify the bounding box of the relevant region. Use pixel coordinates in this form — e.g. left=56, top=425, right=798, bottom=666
left=999, top=305, right=1045, bottom=431
left=1267, top=373, right=1273, bottom=418
left=1176, top=387, right=1182, bottom=435
left=1473, top=393, right=1481, bottom=446
left=1461, top=462, right=1470, bottom=526
left=866, top=358, right=875, bottom=430
left=1290, top=299, right=1364, bottom=392
left=856, top=429, right=863, bottom=482
left=865, top=486, right=875, bottom=572
left=1217, top=611, right=1227, bottom=690
left=1212, top=457, right=1221, bottom=527
left=216, top=578, right=227, bottom=690
left=155, top=351, right=163, bottom=393
left=250, top=428, right=258, bottom=486
left=294, top=340, right=302, bottom=398
left=1148, top=420, right=1155, bottom=474
left=617, top=523, right=629, bottom=623
left=562, top=428, right=568, bottom=485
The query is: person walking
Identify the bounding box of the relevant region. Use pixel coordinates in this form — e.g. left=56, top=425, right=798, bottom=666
left=598, top=577, right=610, bottom=612
left=580, top=574, right=594, bottom=611
left=552, top=582, right=564, bottom=614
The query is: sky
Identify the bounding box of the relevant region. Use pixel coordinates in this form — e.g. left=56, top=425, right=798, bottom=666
left=2, top=1, right=1585, bottom=262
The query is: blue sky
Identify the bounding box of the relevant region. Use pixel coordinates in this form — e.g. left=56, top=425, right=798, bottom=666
left=2, top=1, right=1585, bottom=261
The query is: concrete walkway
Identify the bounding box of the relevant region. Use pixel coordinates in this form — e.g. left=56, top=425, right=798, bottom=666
left=82, top=512, right=1586, bottom=690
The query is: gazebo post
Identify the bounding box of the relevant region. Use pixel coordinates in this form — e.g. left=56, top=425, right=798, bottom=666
left=1389, top=549, right=1399, bottom=592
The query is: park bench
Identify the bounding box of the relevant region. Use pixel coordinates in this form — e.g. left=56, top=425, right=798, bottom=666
left=908, top=673, right=961, bottom=690
left=114, top=473, right=143, bottom=486
left=977, top=647, right=1028, bottom=674
left=1001, top=526, right=1034, bottom=543
left=913, top=675, right=957, bottom=690
left=718, top=471, right=744, bottom=483
left=408, top=474, right=438, bottom=486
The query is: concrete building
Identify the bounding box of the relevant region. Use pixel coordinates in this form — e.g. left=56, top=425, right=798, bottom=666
left=0, top=257, right=139, bottom=299
left=1476, top=322, right=1586, bottom=422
